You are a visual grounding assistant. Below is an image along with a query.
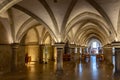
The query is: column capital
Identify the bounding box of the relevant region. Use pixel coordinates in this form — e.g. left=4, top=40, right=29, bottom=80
left=76, top=45, right=81, bottom=47
left=11, top=43, right=20, bottom=49
left=81, top=46, right=85, bottom=48
left=54, top=42, right=65, bottom=49
left=112, top=42, right=120, bottom=48
left=69, top=44, right=76, bottom=48
left=103, top=44, right=112, bottom=48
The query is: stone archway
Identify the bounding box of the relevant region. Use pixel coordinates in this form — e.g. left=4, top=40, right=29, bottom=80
left=87, top=38, right=102, bottom=55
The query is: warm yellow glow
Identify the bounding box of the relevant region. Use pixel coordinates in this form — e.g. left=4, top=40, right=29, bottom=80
left=54, top=47, right=57, bottom=60
left=8, top=36, right=13, bottom=43
left=43, top=46, right=48, bottom=62
left=26, top=45, right=39, bottom=64
left=25, top=29, right=38, bottom=43
left=71, top=42, right=75, bottom=44
left=44, top=36, right=51, bottom=44
left=115, top=37, right=118, bottom=41
left=57, top=34, right=62, bottom=42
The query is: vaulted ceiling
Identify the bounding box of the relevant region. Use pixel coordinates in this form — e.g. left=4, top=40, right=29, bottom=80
left=0, top=0, right=120, bottom=46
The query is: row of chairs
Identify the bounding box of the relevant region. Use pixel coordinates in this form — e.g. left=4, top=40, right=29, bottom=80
left=81, top=53, right=104, bottom=62
left=81, top=54, right=90, bottom=61
left=96, top=54, right=104, bottom=61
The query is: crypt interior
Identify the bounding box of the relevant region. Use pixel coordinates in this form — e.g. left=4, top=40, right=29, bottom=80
left=0, top=0, right=120, bottom=80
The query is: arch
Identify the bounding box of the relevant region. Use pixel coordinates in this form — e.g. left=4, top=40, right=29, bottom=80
left=64, top=35, right=71, bottom=44
left=16, top=17, right=34, bottom=39
left=87, top=38, right=102, bottom=47
left=82, top=33, right=106, bottom=46
left=86, top=0, right=117, bottom=36
left=34, top=27, right=40, bottom=43
left=80, top=31, right=106, bottom=44
left=38, top=0, right=59, bottom=32
left=42, top=32, right=51, bottom=44
left=13, top=5, right=58, bottom=42
left=24, top=28, right=39, bottom=44
left=16, top=18, right=57, bottom=43
left=73, top=23, right=109, bottom=42
left=73, top=24, right=109, bottom=44
left=65, top=12, right=112, bottom=37
left=61, top=0, right=78, bottom=33
left=76, top=28, right=108, bottom=46
left=87, top=38, right=102, bottom=55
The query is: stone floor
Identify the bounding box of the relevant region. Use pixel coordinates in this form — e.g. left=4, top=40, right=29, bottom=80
left=0, top=56, right=120, bottom=80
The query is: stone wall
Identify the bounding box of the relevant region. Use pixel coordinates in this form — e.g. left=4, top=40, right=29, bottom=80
left=0, top=44, right=12, bottom=74
left=17, top=45, right=25, bottom=71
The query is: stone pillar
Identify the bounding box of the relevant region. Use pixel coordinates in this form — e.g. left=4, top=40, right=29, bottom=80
left=112, top=42, right=120, bottom=75
left=103, top=44, right=113, bottom=64
left=74, top=45, right=80, bottom=61
left=69, top=44, right=75, bottom=54
left=81, top=46, right=85, bottom=54
left=77, top=46, right=80, bottom=54
left=54, top=43, right=65, bottom=74
left=115, top=48, right=120, bottom=74
left=39, top=44, right=43, bottom=63
left=44, top=45, right=48, bottom=64
left=50, top=45, right=55, bottom=61
left=69, top=44, right=76, bottom=61
left=11, top=43, right=19, bottom=71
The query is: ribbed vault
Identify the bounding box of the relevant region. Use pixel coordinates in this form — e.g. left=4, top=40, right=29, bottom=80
left=0, top=0, right=119, bottom=45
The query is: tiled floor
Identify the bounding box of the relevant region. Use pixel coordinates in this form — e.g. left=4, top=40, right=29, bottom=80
left=0, top=56, right=120, bottom=80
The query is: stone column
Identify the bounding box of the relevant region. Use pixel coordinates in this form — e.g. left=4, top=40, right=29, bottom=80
left=39, top=44, right=43, bottom=63
left=69, top=44, right=76, bottom=61
left=103, top=44, right=113, bottom=65
left=112, top=42, right=120, bottom=75
left=81, top=46, right=85, bottom=54
left=51, top=45, right=55, bottom=61
left=54, top=43, right=65, bottom=74
left=69, top=44, right=76, bottom=53
left=11, top=43, right=19, bottom=71
left=74, top=45, right=80, bottom=61
left=115, top=48, right=120, bottom=74
left=77, top=46, right=80, bottom=54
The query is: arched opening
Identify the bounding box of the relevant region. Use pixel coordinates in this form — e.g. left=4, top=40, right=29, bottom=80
left=20, top=25, right=56, bottom=65
left=24, top=28, right=39, bottom=64
left=88, top=38, right=102, bottom=55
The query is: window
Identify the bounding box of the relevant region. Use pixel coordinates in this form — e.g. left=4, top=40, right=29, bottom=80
left=93, top=42, right=97, bottom=48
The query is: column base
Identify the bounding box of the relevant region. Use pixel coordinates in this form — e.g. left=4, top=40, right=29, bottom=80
left=44, top=62, right=48, bottom=64
left=11, top=65, right=27, bottom=72
left=114, top=71, right=120, bottom=77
